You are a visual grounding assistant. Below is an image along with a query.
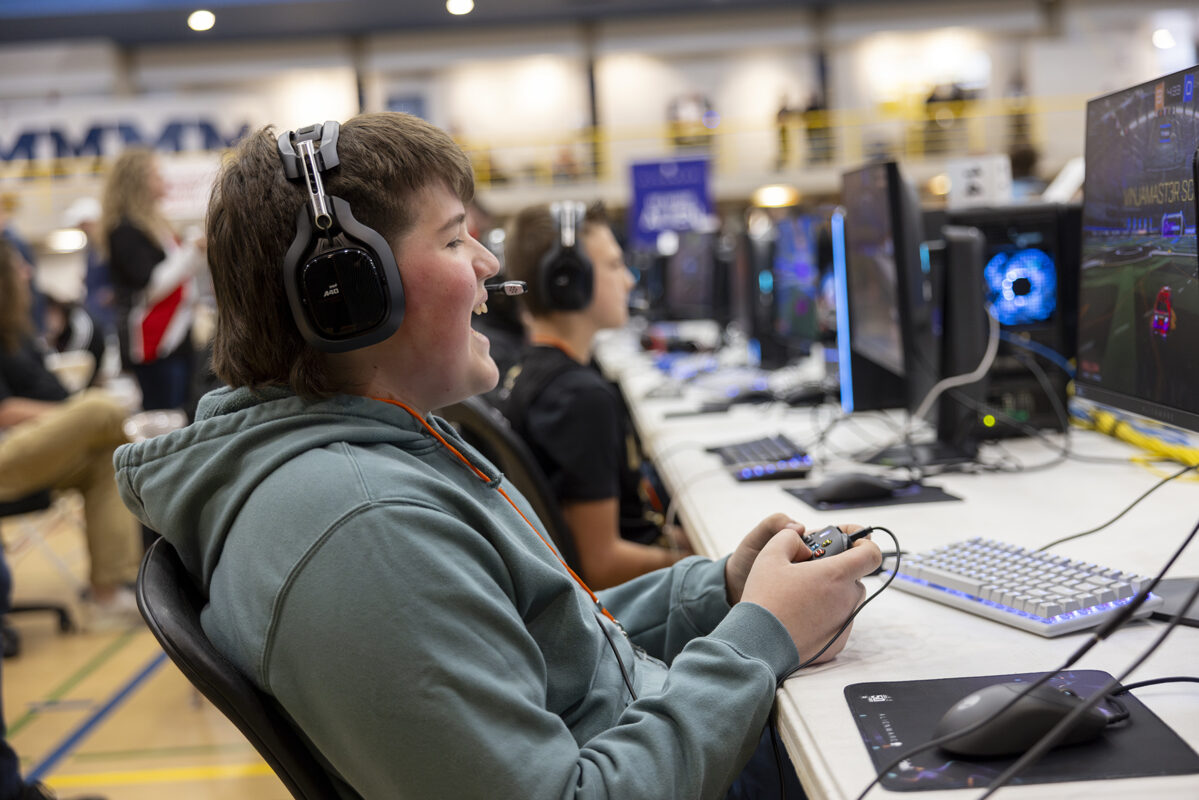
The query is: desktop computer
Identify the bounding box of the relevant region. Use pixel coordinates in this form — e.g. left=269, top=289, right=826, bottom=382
left=946, top=203, right=1081, bottom=436
left=836, top=168, right=1084, bottom=465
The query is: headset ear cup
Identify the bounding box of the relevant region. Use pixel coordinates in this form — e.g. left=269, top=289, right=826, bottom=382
left=558, top=250, right=594, bottom=311
left=538, top=245, right=594, bottom=311
left=282, top=197, right=405, bottom=352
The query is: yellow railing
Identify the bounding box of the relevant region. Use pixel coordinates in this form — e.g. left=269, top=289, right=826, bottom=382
left=1, top=93, right=1094, bottom=230
left=453, top=92, right=1089, bottom=192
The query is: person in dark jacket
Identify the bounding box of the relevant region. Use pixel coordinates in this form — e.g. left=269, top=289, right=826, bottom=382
left=100, top=149, right=206, bottom=411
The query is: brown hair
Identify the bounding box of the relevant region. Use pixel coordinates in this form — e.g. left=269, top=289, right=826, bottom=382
left=503, top=202, right=607, bottom=317
left=206, top=112, right=475, bottom=399
left=99, top=148, right=170, bottom=258
left=0, top=241, right=32, bottom=354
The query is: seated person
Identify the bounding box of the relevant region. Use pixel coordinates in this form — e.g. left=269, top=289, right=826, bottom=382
left=43, top=297, right=106, bottom=388
left=114, top=112, right=881, bottom=799
left=497, top=201, right=689, bottom=588
left=0, top=242, right=143, bottom=631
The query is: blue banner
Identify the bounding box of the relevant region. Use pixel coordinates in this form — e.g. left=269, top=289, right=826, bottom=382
left=628, top=157, right=711, bottom=248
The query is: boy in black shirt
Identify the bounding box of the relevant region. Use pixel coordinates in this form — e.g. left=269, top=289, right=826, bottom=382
left=498, top=202, right=691, bottom=588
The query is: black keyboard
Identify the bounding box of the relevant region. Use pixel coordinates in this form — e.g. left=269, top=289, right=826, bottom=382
left=708, top=434, right=813, bottom=481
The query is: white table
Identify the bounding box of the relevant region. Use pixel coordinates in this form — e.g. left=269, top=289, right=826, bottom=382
left=597, top=331, right=1199, bottom=799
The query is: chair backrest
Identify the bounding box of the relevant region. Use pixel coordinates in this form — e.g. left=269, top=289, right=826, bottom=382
left=437, top=396, right=584, bottom=578
left=135, top=538, right=339, bottom=800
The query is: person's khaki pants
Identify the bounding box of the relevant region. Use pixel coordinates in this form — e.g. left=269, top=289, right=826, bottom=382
left=0, top=390, right=141, bottom=589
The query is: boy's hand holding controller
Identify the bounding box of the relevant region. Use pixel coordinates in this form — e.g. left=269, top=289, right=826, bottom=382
left=727, top=514, right=881, bottom=666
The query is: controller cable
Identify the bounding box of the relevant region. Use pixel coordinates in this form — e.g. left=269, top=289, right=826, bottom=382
left=791, top=525, right=900, bottom=673
left=769, top=524, right=900, bottom=800
left=1034, top=461, right=1199, bottom=551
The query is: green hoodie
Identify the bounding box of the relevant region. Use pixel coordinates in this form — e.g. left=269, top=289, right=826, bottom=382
left=115, top=386, right=799, bottom=799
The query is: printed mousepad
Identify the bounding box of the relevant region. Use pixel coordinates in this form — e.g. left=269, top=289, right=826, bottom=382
left=844, top=670, right=1199, bottom=791
left=786, top=482, right=960, bottom=512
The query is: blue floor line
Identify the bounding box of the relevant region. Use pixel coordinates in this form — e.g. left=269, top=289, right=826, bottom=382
left=27, top=651, right=167, bottom=783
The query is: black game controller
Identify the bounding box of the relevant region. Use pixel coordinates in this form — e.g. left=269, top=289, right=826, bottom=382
left=803, top=525, right=852, bottom=559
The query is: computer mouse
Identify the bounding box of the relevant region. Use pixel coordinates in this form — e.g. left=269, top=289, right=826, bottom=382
left=776, top=383, right=827, bottom=406
left=934, top=681, right=1110, bottom=758
left=809, top=472, right=896, bottom=505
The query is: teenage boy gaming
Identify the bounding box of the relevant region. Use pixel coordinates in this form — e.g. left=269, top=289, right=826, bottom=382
left=498, top=202, right=691, bottom=588
left=115, top=112, right=880, bottom=799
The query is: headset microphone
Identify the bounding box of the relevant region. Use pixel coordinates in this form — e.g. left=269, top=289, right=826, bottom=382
left=486, top=281, right=527, bottom=296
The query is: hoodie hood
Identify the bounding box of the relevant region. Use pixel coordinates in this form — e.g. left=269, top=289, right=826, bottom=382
left=115, top=385, right=481, bottom=594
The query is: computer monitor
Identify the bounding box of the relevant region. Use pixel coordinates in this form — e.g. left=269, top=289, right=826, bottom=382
left=835, top=163, right=1001, bottom=468
left=660, top=230, right=722, bottom=321
left=750, top=212, right=824, bottom=368
left=1074, top=66, right=1199, bottom=436
left=775, top=213, right=824, bottom=347
left=835, top=161, right=937, bottom=417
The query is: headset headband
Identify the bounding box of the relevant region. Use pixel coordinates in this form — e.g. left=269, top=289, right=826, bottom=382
left=550, top=200, right=586, bottom=248
left=277, top=122, right=342, bottom=233
left=538, top=200, right=593, bottom=311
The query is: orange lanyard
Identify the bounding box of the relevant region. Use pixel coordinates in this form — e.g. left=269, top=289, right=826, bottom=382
left=530, top=335, right=583, bottom=363
left=371, top=396, right=617, bottom=623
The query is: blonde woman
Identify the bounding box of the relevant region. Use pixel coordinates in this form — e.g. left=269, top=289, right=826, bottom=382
left=101, top=149, right=206, bottom=411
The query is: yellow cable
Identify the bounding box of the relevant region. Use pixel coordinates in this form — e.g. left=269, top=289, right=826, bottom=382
left=1072, top=406, right=1199, bottom=471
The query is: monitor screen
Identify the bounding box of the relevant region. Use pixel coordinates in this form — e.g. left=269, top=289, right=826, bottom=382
left=771, top=214, right=822, bottom=348
left=837, top=161, right=936, bottom=415
left=662, top=231, right=718, bottom=319
left=1075, top=66, right=1199, bottom=433
left=842, top=166, right=905, bottom=375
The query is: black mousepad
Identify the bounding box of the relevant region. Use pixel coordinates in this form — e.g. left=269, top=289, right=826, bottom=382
left=844, top=670, right=1199, bottom=791
left=787, top=482, right=960, bottom=511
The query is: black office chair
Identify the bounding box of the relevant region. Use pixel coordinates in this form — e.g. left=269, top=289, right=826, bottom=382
left=135, top=537, right=339, bottom=800
left=437, top=396, right=585, bottom=579
left=0, top=490, right=77, bottom=648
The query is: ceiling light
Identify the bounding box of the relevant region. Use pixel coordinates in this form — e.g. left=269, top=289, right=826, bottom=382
left=1152, top=28, right=1177, bottom=50
left=446, top=0, right=474, bottom=15
left=188, top=9, right=215, bottom=32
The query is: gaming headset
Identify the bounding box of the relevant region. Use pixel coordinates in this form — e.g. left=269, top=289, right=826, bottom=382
left=276, top=121, right=405, bottom=353
left=537, top=200, right=593, bottom=311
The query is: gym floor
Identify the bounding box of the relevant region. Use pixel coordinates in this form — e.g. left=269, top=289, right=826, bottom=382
left=2, top=498, right=289, bottom=799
